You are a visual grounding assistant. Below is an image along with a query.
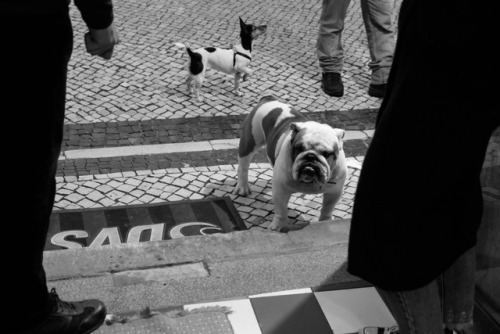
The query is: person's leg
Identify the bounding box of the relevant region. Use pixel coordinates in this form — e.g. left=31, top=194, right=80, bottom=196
left=2, top=7, right=73, bottom=330
left=317, top=0, right=351, bottom=97
left=317, top=0, right=351, bottom=72
left=376, top=281, right=444, bottom=334
left=4, top=7, right=108, bottom=332
left=359, top=0, right=395, bottom=97
left=376, top=246, right=477, bottom=334
left=440, top=247, right=476, bottom=331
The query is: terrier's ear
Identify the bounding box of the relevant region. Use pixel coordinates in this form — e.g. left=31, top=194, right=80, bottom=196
left=239, top=17, right=246, bottom=30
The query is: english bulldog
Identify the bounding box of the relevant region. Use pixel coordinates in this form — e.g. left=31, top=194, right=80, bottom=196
left=235, top=95, right=348, bottom=232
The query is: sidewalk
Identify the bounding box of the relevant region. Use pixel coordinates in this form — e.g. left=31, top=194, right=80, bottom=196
left=46, top=0, right=407, bottom=333
left=45, top=220, right=398, bottom=334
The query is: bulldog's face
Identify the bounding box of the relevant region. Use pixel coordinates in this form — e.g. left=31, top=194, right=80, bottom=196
left=290, top=121, right=345, bottom=186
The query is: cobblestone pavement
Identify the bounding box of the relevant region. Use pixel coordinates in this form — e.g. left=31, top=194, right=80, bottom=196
left=55, top=160, right=361, bottom=230
left=66, top=0, right=402, bottom=123
left=55, top=0, right=405, bottom=230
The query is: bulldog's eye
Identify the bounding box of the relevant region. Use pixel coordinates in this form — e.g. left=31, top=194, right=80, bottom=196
left=323, top=151, right=336, bottom=159
left=294, top=143, right=307, bottom=152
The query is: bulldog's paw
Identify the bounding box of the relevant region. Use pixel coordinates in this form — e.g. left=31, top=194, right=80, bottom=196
left=269, top=221, right=309, bottom=233
left=234, top=182, right=251, bottom=196
left=268, top=217, right=291, bottom=232
left=268, top=220, right=286, bottom=232
left=242, top=74, right=249, bottom=81
left=318, top=214, right=332, bottom=222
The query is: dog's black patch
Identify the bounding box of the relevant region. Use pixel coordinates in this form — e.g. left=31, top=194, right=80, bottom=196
left=239, top=18, right=253, bottom=52
left=204, top=47, right=217, bottom=53
left=264, top=107, right=306, bottom=166
left=239, top=96, right=277, bottom=159
left=240, top=27, right=253, bottom=52
left=186, top=48, right=204, bottom=75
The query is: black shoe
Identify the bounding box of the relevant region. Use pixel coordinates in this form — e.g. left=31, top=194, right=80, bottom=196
left=22, top=288, right=107, bottom=334
left=368, top=83, right=387, bottom=98
left=321, top=72, right=344, bottom=97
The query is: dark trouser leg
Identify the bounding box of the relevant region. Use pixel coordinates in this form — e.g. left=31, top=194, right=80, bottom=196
left=1, top=8, right=73, bottom=330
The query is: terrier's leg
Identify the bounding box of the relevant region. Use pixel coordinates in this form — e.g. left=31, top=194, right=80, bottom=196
left=234, top=72, right=243, bottom=96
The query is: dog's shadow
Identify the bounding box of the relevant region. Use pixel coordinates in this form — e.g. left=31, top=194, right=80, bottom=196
left=165, top=74, right=245, bottom=106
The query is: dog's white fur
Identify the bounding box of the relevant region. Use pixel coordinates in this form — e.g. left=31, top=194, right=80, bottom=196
left=235, top=96, right=348, bottom=232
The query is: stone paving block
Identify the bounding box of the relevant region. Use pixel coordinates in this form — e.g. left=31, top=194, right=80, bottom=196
left=175, top=188, right=193, bottom=199
left=172, top=178, right=190, bottom=187
left=87, top=190, right=106, bottom=202
left=343, top=131, right=367, bottom=141
left=167, top=194, right=183, bottom=202
left=76, top=186, right=93, bottom=195
left=138, top=194, right=155, bottom=204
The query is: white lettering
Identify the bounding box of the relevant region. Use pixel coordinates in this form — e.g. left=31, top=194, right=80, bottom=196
left=126, top=223, right=165, bottom=243
left=51, top=230, right=88, bottom=249
left=169, top=222, right=222, bottom=239
left=89, top=227, right=122, bottom=247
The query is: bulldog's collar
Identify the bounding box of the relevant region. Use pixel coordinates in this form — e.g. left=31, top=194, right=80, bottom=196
left=314, top=179, right=337, bottom=190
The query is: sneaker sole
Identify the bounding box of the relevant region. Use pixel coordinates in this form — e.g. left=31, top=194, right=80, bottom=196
left=80, top=318, right=105, bottom=334
left=79, top=308, right=106, bottom=334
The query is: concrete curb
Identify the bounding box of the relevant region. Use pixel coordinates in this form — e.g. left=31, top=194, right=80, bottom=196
left=44, top=219, right=350, bottom=281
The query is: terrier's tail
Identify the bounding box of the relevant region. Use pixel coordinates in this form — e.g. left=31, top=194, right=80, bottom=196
left=174, top=42, right=197, bottom=59
left=173, top=42, right=187, bottom=49
left=174, top=42, right=202, bottom=74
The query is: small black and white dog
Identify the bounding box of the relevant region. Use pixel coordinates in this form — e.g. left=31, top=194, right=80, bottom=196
left=175, top=17, right=267, bottom=101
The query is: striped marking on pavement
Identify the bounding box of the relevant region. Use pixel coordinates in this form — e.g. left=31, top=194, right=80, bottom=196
left=59, top=130, right=373, bottom=160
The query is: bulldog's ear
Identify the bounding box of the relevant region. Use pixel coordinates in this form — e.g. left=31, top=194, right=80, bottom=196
left=333, top=128, right=345, bottom=150
left=290, top=122, right=305, bottom=145
left=334, top=128, right=345, bottom=140
left=290, top=122, right=305, bottom=133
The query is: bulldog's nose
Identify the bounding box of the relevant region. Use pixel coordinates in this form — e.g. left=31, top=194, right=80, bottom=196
left=305, top=153, right=317, bottom=161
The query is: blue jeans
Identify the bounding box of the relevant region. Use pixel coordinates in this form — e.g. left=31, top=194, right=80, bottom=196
left=376, top=247, right=476, bottom=334
left=317, top=0, right=395, bottom=85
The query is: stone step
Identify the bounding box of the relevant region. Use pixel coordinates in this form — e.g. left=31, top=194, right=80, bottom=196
left=45, top=219, right=355, bottom=314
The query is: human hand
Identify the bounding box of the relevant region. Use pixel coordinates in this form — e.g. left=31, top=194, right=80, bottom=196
left=84, top=22, right=119, bottom=60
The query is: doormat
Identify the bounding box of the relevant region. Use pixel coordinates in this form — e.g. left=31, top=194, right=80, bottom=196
left=45, top=196, right=246, bottom=251
left=96, top=306, right=234, bottom=334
